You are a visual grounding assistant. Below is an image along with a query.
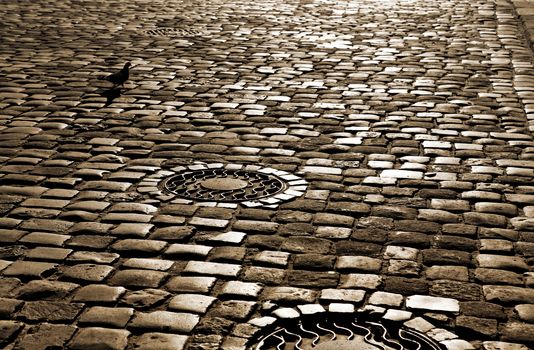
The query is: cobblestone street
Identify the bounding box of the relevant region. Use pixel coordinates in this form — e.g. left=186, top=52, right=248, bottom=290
left=1, top=0, right=534, bottom=349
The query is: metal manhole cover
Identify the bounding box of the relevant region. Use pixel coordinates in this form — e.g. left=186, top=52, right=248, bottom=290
left=252, top=314, right=444, bottom=350
left=145, top=28, right=205, bottom=37
left=161, top=164, right=307, bottom=207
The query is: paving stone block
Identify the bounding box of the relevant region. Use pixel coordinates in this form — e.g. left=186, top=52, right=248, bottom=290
left=129, top=311, right=199, bottom=333
left=150, top=226, right=195, bottom=241
left=131, top=333, right=188, bottom=350
left=476, top=254, right=529, bottom=271
left=431, top=199, right=470, bottom=211
left=384, top=276, right=429, bottom=295
left=183, top=261, right=241, bottom=277
left=20, top=232, right=70, bottom=246
left=481, top=341, right=529, bottom=350
left=280, top=236, right=333, bottom=254
left=220, top=281, right=263, bottom=298
left=253, top=250, right=290, bottom=267
left=165, top=243, right=212, bottom=258
left=0, top=320, right=23, bottom=347
left=18, top=301, right=83, bottom=321
left=320, top=289, right=366, bottom=303
left=78, top=306, right=134, bottom=327
left=262, top=286, right=316, bottom=303
left=335, top=256, right=382, bottom=272
left=103, top=213, right=153, bottom=223
left=242, top=266, right=286, bottom=285
left=0, top=229, right=28, bottom=243
left=61, top=263, right=115, bottom=282
left=109, top=269, right=167, bottom=288
left=111, top=239, right=167, bottom=254
left=293, top=253, right=335, bottom=270
left=480, top=239, right=514, bottom=253
left=165, top=276, right=217, bottom=293
left=387, top=259, right=420, bottom=276
left=2, top=260, right=57, bottom=278
left=20, top=218, right=74, bottom=232
left=501, top=322, right=534, bottom=343
left=14, top=323, right=76, bottom=350
left=122, top=258, right=174, bottom=271
left=208, top=300, right=256, bottom=321
left=434, top=235, right=477, bottom=251
left=474, top=268, right=523, bottom=285
left=111, top=223, right=153, bottom=237
left=339, top=273, right=382, bottom=289
left=510, top=217, right=534, bottom=231
left=514, top=304, right=534, bottom=323
left=426, top=265, right=469, bottom=281
left=16, top=279, right=79, bottom=300
left=479, top=228, right=519, bottom=241
left=288, top=270, right=339, bottom=288
left=169, top=294, right=217, bottom=314
left=122, top=288, right=171, bottom=308
left=68, top=251, right=120, bottom=264
left=70, top=222, right=114, bottom=236
left=463, top=212, right=507, bottom=227
left=0, top=298, right=22, bottom=318
left=389, top=231, right=430, bottom=248
left=483, top=286, right=534, bottom=304
left=69, top=327, right=130, bottom=350
left=406, top=295, right=460, bottom=312
left=423, top=249, right=472, bottom=266
left=72, top=284, right=126, bottom=303
left=335, top=241, right=382, bottom=257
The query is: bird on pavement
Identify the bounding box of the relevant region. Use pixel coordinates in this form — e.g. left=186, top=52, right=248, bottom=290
left=99, top=62, right=131, bottom=87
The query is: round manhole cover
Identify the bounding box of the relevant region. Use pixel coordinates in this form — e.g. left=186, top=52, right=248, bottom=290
left=162, top=166, right=296, bottom=203
left=145, top=27, right=206, bottom=37
left=252, top=314, right=445, bottom=350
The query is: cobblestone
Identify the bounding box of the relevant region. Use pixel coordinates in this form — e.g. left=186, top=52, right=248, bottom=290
left=69, top=327, right=130, bottom=350
left=132, top=333, right=188, bottom=350
left=129, top=311, right=199, bottom=333
left=1, top=0, right=534, bottom=348
left=78, top=306, right=134, bottom=327
left=13, top=323, right=76, bottom=350
left=18, top=301, right=83, bottom=322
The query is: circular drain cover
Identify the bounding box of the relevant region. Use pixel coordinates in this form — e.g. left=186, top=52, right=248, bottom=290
left=145, top=27, right=205, bottom=37
left=163, top=167, right=287, bottom=202
left=252, top=314, right=445, bottom=350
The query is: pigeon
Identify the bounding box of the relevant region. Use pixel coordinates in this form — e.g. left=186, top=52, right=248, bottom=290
left=99, top=62, right=131, bottom=87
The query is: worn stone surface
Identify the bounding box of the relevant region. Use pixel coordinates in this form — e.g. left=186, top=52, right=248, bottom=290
left=0, top=0, right=533, bottom=348
left=69, top=327, right=130, bottom=350
left=13, top=323, right=77, bottom=350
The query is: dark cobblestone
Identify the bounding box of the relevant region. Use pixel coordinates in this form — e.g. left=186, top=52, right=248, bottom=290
left=13, top=323, right=77, bottom=350
left=18, top=301, right=83, bottom=322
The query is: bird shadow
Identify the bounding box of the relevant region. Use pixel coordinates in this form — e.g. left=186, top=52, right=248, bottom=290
left=98, top=87, right=123, bottom=106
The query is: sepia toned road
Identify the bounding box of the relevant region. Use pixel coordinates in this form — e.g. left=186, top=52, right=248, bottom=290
left=0, top=0, right=533, bottom=349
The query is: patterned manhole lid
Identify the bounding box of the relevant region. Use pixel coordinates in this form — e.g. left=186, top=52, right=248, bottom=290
left=161, top=164, right=307, bottom=207
left=252, top=314, right=444, bottom=350
left=145, top=28, right=205, bottom=37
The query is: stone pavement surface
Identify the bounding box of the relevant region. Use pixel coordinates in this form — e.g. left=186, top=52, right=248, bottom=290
left=512, top=0, right=534, bottom=52
left=0, top=0, right=534, bottom=349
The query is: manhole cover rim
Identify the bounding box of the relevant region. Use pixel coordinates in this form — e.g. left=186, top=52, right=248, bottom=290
left=248, top=308, right=452, bottom=350
left=159, top=164, right=307, bottom=206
